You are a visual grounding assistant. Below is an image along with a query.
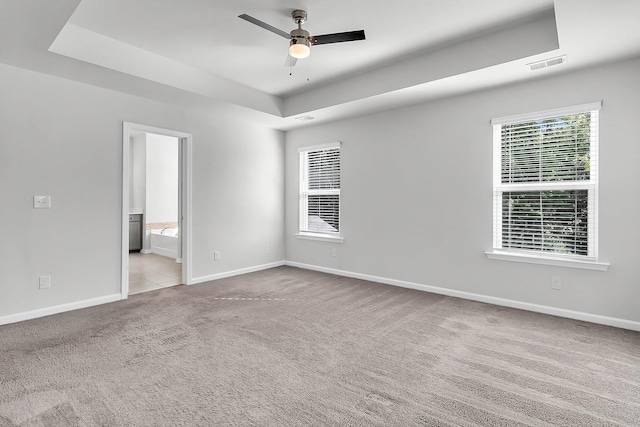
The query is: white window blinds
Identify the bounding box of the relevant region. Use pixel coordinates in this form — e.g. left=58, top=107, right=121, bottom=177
left=299, top=143, right=341, bottom=235
left=491, top=102, right=600, bottom=258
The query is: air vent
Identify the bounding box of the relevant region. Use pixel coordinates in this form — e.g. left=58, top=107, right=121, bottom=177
left=530, top=62, right=548, bottom=71
left=295, top=115, right=315, bottom=121
left=527, top=55, right=567, bottom=71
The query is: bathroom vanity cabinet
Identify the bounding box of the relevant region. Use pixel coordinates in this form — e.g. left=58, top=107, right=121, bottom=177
left=129, top=214, right=142, bottom=251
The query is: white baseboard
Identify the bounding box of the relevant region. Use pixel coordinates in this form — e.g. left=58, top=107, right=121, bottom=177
left=0, top=294, right=122, bottom=326
left=191, top=261, right=286, bottom=285
left=285, top=261, right=640, bottom=332
left=151, top=247, right=178, bottom=259
left=5, top=261, right=637, bottom=332
left=0, top=260, right=285, bottom=326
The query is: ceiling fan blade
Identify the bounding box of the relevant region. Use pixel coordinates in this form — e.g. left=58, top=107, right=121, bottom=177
left=310, top=30, right=365, bottom=46
left=238, top=14, right=290, bottom=39
left=284, top=54, right=298, bottom=68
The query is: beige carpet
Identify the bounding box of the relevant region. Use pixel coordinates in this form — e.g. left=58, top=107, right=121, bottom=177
left=1, top=266, right=639, bottom=426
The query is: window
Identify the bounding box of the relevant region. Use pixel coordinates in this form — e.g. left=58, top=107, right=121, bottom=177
left=298, top=142, right=341, bottom=240
left=489, top=102, right=607, bottom=269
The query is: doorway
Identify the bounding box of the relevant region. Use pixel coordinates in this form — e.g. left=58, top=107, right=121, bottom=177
left=121, top=122, right=192, bottom=298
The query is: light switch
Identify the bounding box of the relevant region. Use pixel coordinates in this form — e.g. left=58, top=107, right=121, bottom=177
left=33, top=195, right=51, bottom=209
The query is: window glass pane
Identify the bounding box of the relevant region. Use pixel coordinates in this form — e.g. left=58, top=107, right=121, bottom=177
left=307, top=195, right=339, bottom=233
left=501, top=113, right=591, bottom=184
left=299, top=145, right=341, bottom=235
left=308, top=149, right=340, bottom=190
left=501, top=190, right=588, bottom=255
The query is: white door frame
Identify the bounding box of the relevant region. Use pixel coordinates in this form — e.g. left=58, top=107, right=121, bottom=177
left=121, top=122, right=193, bottom=298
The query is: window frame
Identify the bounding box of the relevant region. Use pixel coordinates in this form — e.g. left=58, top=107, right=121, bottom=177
left=297, top=142, right=343, bottom=243
left=486, top=101, right=608, bottom=271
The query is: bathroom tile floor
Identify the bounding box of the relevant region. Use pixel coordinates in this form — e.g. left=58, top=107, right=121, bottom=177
left=129, top=252, right=182, bottom=295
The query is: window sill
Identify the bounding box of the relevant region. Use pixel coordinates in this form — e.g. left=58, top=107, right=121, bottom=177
left=296, top=232, right=344, bottom=243
left=485, top=251, right=609, bottom=271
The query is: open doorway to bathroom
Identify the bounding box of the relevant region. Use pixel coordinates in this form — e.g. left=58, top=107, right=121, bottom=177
left=129, top=133, right=180, bottom=294
left=121, top=123, right=192, bottom=298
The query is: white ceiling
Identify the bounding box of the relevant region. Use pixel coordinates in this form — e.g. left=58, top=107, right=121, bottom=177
left=66, top=0, right=556, bottom=96
left=2, top=0, right=640, bottom=130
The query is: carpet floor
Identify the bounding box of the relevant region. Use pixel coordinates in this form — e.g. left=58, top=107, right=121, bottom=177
left=1, top=266, right=639, bottom=426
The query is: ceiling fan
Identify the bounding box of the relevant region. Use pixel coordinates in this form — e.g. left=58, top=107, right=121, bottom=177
left=238, top=10, right=366, bottom=66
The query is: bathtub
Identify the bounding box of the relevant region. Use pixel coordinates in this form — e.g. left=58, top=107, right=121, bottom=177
left=150, top=227, right=181, bottom=262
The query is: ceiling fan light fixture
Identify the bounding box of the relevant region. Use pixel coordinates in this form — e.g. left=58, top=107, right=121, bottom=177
left=289, top=28, right=311, bottom=59
left=289, top=39, right=310, bottom=58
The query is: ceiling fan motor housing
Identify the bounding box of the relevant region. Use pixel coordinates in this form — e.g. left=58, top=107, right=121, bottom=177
left=290, top=27, right=310, bottom=43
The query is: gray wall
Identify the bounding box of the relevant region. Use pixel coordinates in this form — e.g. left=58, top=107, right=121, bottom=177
left=1, top=55, right=638, bottom=327
left=0, top=63, right=285, bottom=318
left=285, top=57, right=640, bottom=324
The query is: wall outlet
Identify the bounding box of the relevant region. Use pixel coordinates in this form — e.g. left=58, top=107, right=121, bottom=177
left=214, top=251, right=221, bottom=261
left=551, top=276, right=561, bottom=290
left=33, top=195, right=51, bottom=209
left=39, top=275, right=51, bottom=289
left=266, top=239, right=270, bottom=253
left=331, top=248, right=337, bottom=258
